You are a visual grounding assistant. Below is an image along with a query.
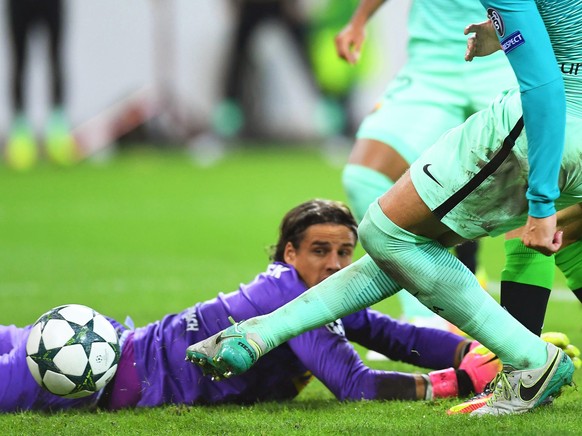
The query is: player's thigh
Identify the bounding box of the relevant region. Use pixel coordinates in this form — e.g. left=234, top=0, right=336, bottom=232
left=410, top=87, right=531, bottom=240
left=356, top=72, right=466, bottom=164
left=347, top=138, right=409, bottom=182
left=378, top=171, right=458, bottom=242
left=562, top=217, right=582, bottom=247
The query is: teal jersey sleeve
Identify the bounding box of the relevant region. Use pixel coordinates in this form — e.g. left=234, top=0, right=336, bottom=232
left=481, top=0, right=566, bottom=218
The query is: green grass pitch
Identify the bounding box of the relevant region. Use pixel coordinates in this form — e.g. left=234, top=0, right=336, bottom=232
left=0, top=145, right=580, bottom=434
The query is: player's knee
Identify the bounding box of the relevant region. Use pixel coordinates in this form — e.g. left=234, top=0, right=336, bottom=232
left=358, top=207, right=377, bottom=254
left=358, top=204, right=398, bottom=269
left=556, top=240, right=582, bottom=290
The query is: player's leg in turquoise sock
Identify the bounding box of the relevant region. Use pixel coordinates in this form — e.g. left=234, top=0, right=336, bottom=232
left=342, top=164, right=392, bottom=222
left=314, top=96, right=346, bottom=137
left=241, top=254, right=401, bottom=351
left=500, top=238, right=555, bottom=335
left=211, top=99, right=244, bottom=138
left=556, top=240, right=582, bottom=304
left=342, top=163, right=436, bottom=321
left=359, top=201, right=548, bottom=370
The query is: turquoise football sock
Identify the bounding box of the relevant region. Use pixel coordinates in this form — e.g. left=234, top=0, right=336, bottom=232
left=359, top=201, right=547, bottom=370
left=342, top=164, right=393, bottom=222
left=397, top=288, right=436, bottom=319
left=342, top=164, right=435, bottom=319
left=241, top=254, right=401, bottom=351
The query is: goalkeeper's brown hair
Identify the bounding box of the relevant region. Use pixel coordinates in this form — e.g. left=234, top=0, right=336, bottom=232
left=270, top=199, right=358, bottom=262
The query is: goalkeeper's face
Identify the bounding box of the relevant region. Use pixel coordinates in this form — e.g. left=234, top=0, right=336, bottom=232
left=283, top=223, right=356, bottom=288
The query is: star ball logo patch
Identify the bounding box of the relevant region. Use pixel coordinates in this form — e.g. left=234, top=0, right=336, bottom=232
left=487, top=8, right=525, bottom=54
left=325, top=319, right=345, bottom=337
left=487, top=8, right=505, bottom=37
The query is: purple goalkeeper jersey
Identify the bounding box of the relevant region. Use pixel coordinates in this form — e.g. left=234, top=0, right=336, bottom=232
left=1, top=263, right=465, bottom=412
left=131, top=263, right=464, bottom=406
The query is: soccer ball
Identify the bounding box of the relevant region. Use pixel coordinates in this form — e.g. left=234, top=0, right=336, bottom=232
left=25, top=304, right=120, bottom=398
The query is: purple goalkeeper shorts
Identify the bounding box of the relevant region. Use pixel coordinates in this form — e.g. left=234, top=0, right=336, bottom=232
left=102, top=332, right=142, bottom=409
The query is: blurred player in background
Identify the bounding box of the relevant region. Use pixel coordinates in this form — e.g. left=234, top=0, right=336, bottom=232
left=187, top=0, right=582, bottom=416
left=211, top=0, right=317, bottom=140
left=209, top=0, right=377, bottom=144
left=4, top=0, right=77, bottom=170
left=0, top=199, right=500, bottom=412
left=305, top=0, right=379, bottom=139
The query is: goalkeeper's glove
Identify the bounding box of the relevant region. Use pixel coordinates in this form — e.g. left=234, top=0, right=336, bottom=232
left=459, top=343, right=502, bottom=394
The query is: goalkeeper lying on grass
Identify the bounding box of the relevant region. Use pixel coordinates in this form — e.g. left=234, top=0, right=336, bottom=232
left=2, top=199, right=501, bottom=412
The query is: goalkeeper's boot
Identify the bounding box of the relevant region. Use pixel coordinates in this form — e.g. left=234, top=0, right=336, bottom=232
left=186, top=321, right=266, bottom=380
left=471, top=343, right=574, bottom=416
left=459, top=343, right=502, bottom=394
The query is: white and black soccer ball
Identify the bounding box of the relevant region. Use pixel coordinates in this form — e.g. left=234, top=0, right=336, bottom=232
left=25, top=304, right=120, bottom=398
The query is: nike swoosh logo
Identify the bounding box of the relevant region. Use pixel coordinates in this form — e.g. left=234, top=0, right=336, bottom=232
left=215, top=331, right=241, bottom=345
left=519, top=349, right=560, bottom=402
left=422, top=164, right=443, bottom=187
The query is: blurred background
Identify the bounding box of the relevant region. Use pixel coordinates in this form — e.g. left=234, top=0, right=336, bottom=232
left=0, top=0, right=422, bottom=325
left=2, top=0, right=573, bottom=328
left=0, top=0, right=409, bottom=162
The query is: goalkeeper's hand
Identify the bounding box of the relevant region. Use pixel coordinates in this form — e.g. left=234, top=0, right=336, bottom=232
left=459, top=343, right=502, bottom=394
left=541, top=332, right=581, bottom=370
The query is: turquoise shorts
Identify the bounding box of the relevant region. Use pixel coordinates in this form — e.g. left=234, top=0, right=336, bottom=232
left=356, top=51, right=517, bottom=164
left=409, top=87, right=582, bottom=239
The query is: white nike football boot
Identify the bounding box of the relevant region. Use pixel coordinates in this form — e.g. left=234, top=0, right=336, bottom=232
left=471, top=343, right=574, bottom=416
